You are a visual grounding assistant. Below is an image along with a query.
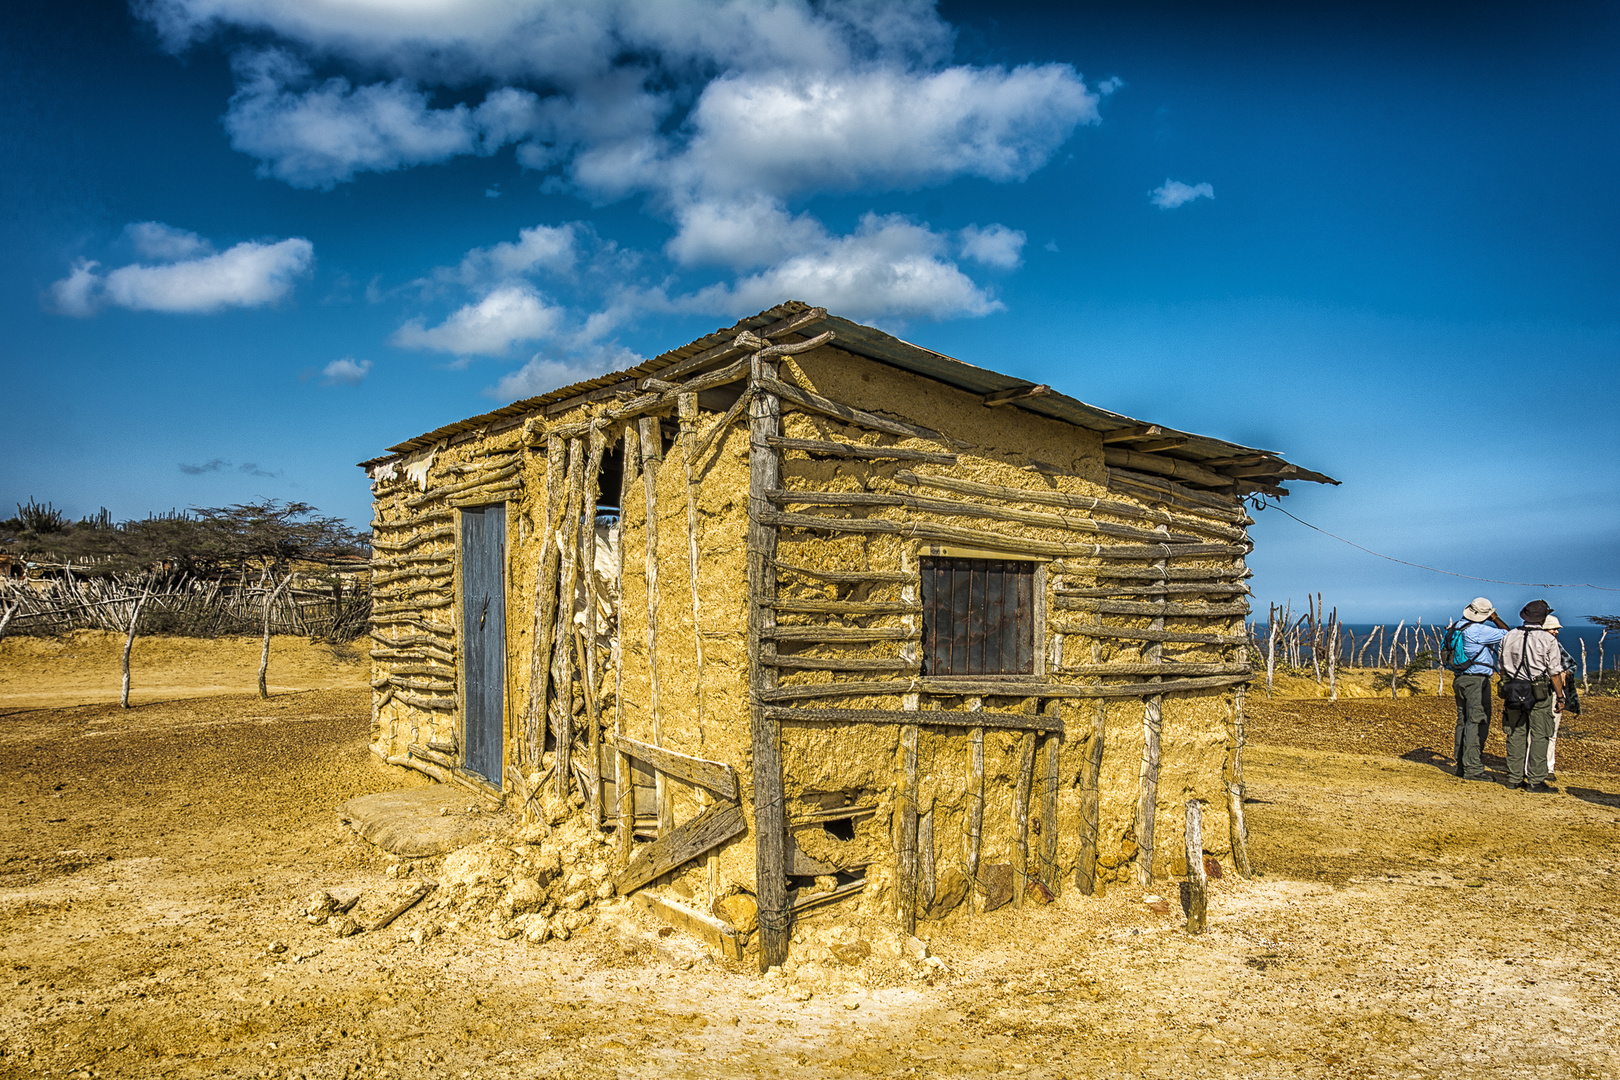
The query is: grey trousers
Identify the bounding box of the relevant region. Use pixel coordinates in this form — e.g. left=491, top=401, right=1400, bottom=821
left=1452, top=673, right=1493, bottom=778
left=1503, top=690, right=1556, bottom=786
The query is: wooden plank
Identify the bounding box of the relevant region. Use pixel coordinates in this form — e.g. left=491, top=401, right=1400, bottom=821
left=759, top=674, right=1250, bottom=702
left=746, top=350, right=790, bottom=972
left=982, top=384, right=1050, bottom=407
left=613, top=801, right=747, bottom=895
left=917, top=803, right=936, bottom=912
left=766, top=705, right=1063, bottom=733
left=1101, top=424, right=1164, bottom=444
left=762, top=625, right=918, bottom=643
left=1052, top=623, right=1246, bottom=646
left=766, top=655, right=916, bottom=672
left=771, top=559, right=913, bottom=584
left=894, top=470, right=1248, bottom=541
left=1104, top=448, right=1229, bottom=489
left=1012, top=730, right=1036, bottom=908
left=1061, top=663, right=1252, bottom=677
left=760, top=375, right=950, bottom=445
left=766, top=436, right=957, bottom=464
left=1054, top=583, right=1249, bottom=598
left=369, top=525, right=453, bottom=553
left=1076, top=702, right=1105, bottom=895
left=767, top=489, right=1204, bottom=545
left=790, top=878, right=866, bottom=917
left=761, top=510, right=1247, bottom=561
left=628, top=891, right=745, bottom=961
left=1105, top=468, right=1244, bottom=517
left=760, top=680, right=915, bottom=702
left=895, top=722, right=919, bottom=934
left=607, top=733, right=739, bottom=802
left=1185, top=800, right=1208, bottom=934
left=1074, top=564, right=1251, bottom=582
left=1054, top=598, right=1250, bottom=617
left=769, top=598, right=920, bottom=615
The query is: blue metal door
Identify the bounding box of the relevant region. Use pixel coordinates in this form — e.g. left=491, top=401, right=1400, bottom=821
left=460, top=505, right=506, bottom=785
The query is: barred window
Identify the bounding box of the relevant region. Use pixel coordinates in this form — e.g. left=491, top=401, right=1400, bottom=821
left=921, top=557, right=1036, bottom=677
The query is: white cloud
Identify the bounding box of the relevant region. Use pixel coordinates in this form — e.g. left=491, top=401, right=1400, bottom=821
left=1097, top=76, right=1124, bottom=96
left=125, top=221, right=212, bottom=261
left=485, top=343, right=639, bottom=402
left=455, top=224, right=579, bottom=286
left=664, top=197, right=824, bottom=270
left=392, top=283, right=564, bottom=356
left=224, top=49, right=541, bottom=188
left=51, top=235, right=314, bottom=315
left=689, top=213, right=1000, bottom=324
left=958, top=224, right=1026, bottom=269
left=1150, top=179, right=1215, bottom=210
left=321, top=356, right=372, bottom=385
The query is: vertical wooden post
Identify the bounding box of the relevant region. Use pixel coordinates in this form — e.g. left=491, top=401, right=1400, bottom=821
left=1012, top=728, right=1036, bottom=908
left=614, top=422, right=639, bottom=868
left=917, top=802, right=936, bottom=914
left=552, top=437, right=585, bottom=799
left=1041, top=701, right=1061, bottom=894
left=1184, top=799, right=1207, bottom=934
left=676, top=393, right=706, bottom=743
left=895, top=722, right=919, bottom=934
left=965, top=698, right=985, bottom=888
left=637, top=415, right=670, bottom=835
left=527, top=433, right=566, bottom=769
left=582, top=424, right=606, bottom=824
left=1076, top=701, right=1105, bottom=894
left=746, top=350, right=789, bottom=971
left=1134, top=530, right=1168, bottom=886
left=1226, top=683, right=1253, bottom=877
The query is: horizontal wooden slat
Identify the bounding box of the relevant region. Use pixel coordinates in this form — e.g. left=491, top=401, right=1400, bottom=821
left=763, top=626, right=918, bottom=643
left=1103, top=448, right=1228, bottom=488
left=1054, top=598, right=1250, bottom=617
left=607, top=734, right=739, bottom=802
left=893, top=470, right=1248, bottom=542
left=766, top=655, right=917, bottom=672
left=1053, top=623, right=1246, bottom=645
left=392, top=691, right=457, bottom=712
left=767, top=705, right=1061, bottom=733
left=372, top=508, right=454, bottom=531
left=770, top=598, right=920, bottom=615
left=369, top=525, right=453, bottom=552
left=372, top=565, right=454, bottom=586
left=768, top=436, right=957, bottom=464
left=1060, top=663, right=1252, bottom=677
left=762, top=511, right=1248, bottom=561
left=1055, top=563, right=1250, bottom=582
left=1053, top=584, right=1249, bottom=598
left=767, top=489, right=1202, bottom=545
left=791, top=804, right=879, bottom=825
left=771, top=559, right=913, bottom=584
left=406, top=463, right=521, bottom=508
left=373, top=597, right=455, bottom=613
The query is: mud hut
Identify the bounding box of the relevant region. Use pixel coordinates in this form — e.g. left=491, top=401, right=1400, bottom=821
left=359, top=301, right=1336, bottom=966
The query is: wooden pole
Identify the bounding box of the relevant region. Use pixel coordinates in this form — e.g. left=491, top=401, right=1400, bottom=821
left=638, top=415, right=671, bottom=835
left=552, top=437, right=586, bottom=798
left=917, top=802, right=936, bottom=914
left=614, top=422, right=638, bottom=868
left=1134, top=534, right=1169, bottom=885
left=1041, top=705, right=1061, bottom=893
left=677, top=393, right=706, bottom=742
left=582, top=424, right=606, bottom=823
left=746, top=350, right=790, bottom=970
left=966, top=698, right=985, bottom=888
left=258, top=570, right=294, bottom=700
left=895, top=722, right=919, bottom=934
left=1184, top=800, right=1207, bottom=934
left=1076, top=701, right=1105, bottom=894
left=528, top=434, right=567, bottom=769
left=1012, top=729, right=1036, bottom=907
left=120, top=572, right=156, bottom=709
left=1226, top=684, right=1253, bottom=877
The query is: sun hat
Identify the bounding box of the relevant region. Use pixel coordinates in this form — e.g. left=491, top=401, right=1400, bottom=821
left=1521, top=599, right=1552, bottom=624
left=1462, top=597, right=1495, bottom=623
left=1544, top=614, right=1562, bottom=631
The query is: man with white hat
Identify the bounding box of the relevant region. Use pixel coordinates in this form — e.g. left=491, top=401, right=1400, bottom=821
left=1499, top=599, right=1568, bottom=792
left=1536, top=615, right=1580, bottom=781
left=1451, top=597, right=1508, bottom=781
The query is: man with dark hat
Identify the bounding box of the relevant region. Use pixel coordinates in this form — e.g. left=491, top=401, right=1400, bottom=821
left=1498, top=599, right=1569, bottom=792
left=1450, top=597, right=1509, bottom=781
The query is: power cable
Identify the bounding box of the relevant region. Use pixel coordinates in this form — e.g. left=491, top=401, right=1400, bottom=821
left=1252, top=497, right=1620, bottom=593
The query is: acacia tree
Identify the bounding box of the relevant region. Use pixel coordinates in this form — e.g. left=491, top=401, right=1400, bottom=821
left=191, top=501, right=366, bottom=698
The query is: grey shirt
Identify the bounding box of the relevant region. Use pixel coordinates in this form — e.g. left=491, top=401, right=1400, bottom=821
left=1498, top=627, right=1562, bottom=679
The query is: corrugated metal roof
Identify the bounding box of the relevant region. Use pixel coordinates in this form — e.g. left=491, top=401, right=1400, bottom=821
left=360, top=300, right=1336, bottom=489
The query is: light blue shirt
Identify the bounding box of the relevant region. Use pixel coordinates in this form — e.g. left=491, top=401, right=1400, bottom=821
left=1456, top=620, right=1507, bottom=675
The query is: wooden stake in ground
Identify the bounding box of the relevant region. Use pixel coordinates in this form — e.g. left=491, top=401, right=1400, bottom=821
left=259, top=572, right=296, bottom=699
left=0, top=599, right=19, bottom=646
left=1184, top=799, right=1207, bottom=934
left=120, top=572, right=157, bottom=709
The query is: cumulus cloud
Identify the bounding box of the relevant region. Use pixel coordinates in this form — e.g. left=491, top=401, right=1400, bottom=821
left=454, top=224, right=579, bottom=286
left=958, top=224, right=1026, bottom=269
left=664, top=197, right=824, bottom=270
left=485, top=342, right=640, bottom=402
left=125, top=221, right=212, bottom=261
left=1150, top=179, right=1214, bottom=209
left=321, top=356, right=372, bottom=385
left=392, top=283, right=564, bottom=356
left=50, top=231, right=314, bottom=316
left=688, top=213, right=1001, bottom=323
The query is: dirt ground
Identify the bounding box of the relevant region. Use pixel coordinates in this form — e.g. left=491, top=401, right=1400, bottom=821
left=3, top=636, right=1619, bottom=1080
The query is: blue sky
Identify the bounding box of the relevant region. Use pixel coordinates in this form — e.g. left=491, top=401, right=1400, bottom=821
left=2, top=0, right=1616, bottom=623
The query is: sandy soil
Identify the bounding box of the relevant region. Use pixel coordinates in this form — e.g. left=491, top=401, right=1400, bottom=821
left=2, top=638, right=1619, bottom=1079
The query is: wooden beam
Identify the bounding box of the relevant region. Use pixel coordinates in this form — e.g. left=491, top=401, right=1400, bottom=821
left=1076, top=702, right=1104, bottom=895
left=772, top=559, right=914, bottom=584
left=652, top=307, right=828, bottom=384
left=761, top=510, right=1248, bottom=562
left=627, top=891, right=745, bottom=961
left=1224, top=462, right=1299, bottom=479
left=1101, top=424, right=1163, bottom=444
left=613, top=801, right=747, bottom=895
left=1104, top=448, right=1229, bottom=489
left=760, top=376, right=951, bottom=446
left=766, top=655, right=916, bottom=672
left=1128, top=438, right=1189, bottom=454
left=1060, top=662, right=1252, bottom=677
left=766, top=436, right=956, bottom=465
left=762, top=626, right=918, bottom=643
left=1053, top=598, right=1251, bottom=618
left=607, top=733, right=739, bottom=802
left=982, top=384, right=1051, bottom=407
left=766, top=705, right=1063, bottom=733
left=1055, top=584, right=1249, bottom=598
left=769, top=597, right=920, bottom=615
left=1051, top=623, right=1246, bottom=646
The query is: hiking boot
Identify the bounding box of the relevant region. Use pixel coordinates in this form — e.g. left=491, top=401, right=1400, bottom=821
left=1464, top=773, right=1493, bottom=782
left=1526, top=783, right=1555, bottom=794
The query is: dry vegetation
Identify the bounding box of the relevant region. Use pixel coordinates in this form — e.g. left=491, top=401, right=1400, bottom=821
left=3, top=634, right=1619, bottom=1079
